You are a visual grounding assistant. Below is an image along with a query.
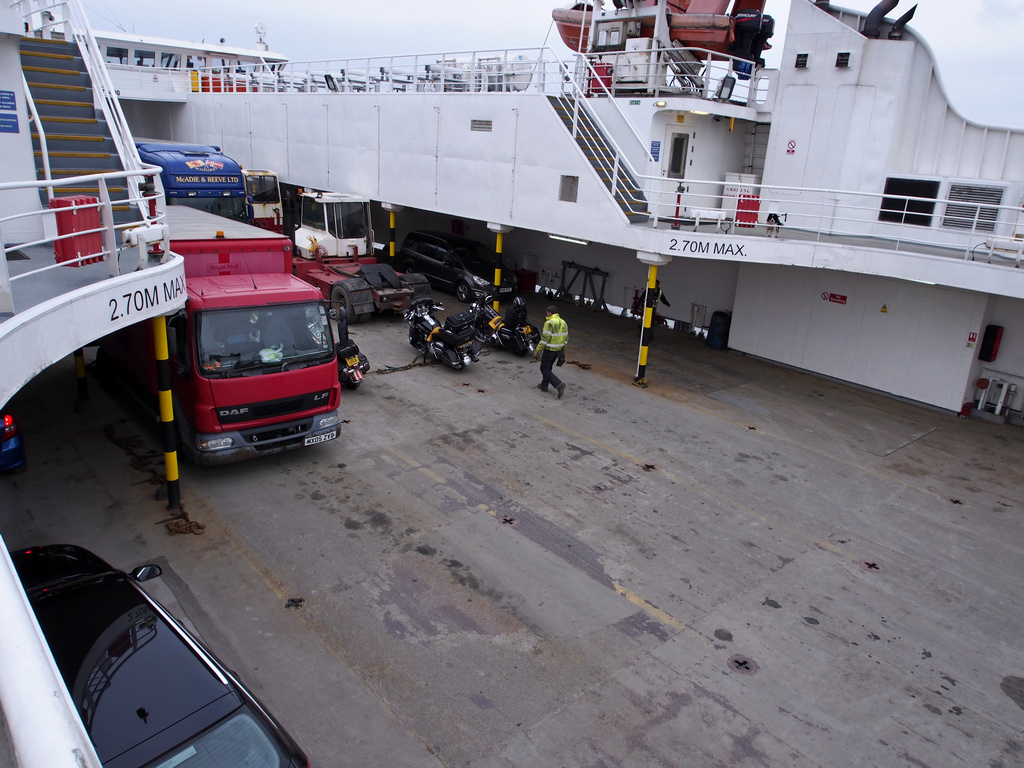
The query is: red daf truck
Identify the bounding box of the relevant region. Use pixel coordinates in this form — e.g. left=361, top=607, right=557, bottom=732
left=99, top=207, right=342, bottom=464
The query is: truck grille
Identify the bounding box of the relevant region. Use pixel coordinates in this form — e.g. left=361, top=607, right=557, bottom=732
left=217, top=390, right=332, bottom=425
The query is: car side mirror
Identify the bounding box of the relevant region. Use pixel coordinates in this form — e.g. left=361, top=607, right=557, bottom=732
left=130, top=564, right=163, bottom=582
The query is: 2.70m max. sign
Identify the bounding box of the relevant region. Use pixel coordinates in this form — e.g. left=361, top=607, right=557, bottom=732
left=667, top=238, right=747, bottom=257
left=108, top=275, right=185, bottom=322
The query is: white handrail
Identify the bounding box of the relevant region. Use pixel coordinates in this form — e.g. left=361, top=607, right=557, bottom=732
left=20, top=74, right=53, bottom=202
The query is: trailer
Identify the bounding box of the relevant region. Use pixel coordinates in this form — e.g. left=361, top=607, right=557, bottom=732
left=291, top=191, right=431, bottom=322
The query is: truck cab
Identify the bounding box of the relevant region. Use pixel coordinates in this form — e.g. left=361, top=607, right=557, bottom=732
left=102, top=207, right=342, bottom=464
left=136, top=143, right=249, bottom=222
left=291, top=191, right=431, bottom=322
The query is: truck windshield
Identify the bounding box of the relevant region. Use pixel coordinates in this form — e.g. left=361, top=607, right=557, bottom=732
left=302, top=199, right=368, bottom=240
left=326, top=201, right=367, bottom=240
left=172, top=197, right=248, bottom=222
left=245, top=175, right=280, bottom=204
left=195, top=303, right=334, bottom=377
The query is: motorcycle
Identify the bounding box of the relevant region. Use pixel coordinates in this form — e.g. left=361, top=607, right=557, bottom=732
left=403, top=296, right=481, bottom=370
left=472, top=294, right=540, bottom=357
left=332, top=304, right=370, bottom=389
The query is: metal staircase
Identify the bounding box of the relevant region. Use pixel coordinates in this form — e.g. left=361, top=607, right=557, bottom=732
left=546, top=93, right=650, bottom=224
left=20, top=36, right=135, bottom=221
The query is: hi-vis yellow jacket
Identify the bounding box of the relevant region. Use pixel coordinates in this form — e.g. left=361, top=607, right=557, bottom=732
left=537, top=313, right=568, bottom=353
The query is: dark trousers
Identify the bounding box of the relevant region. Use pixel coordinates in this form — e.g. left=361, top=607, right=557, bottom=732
left=540, top=349, right=563, bottom=390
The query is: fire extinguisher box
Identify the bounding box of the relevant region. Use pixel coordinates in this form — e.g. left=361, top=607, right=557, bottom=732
left=50, top=196, right=103, bottom=267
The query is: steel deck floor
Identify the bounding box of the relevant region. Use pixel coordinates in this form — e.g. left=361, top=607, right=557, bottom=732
left=2, top=291, right=1023, bottom=767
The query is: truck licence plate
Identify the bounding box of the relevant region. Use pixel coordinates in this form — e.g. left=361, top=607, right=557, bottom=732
left=305, top=430, right=337, bottom=446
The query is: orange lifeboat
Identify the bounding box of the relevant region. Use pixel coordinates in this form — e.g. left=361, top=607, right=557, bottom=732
left=552, top=0, right=771, bottom=60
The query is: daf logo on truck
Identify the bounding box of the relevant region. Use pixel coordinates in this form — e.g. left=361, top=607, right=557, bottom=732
left=218, top=407, right=250, bottom=418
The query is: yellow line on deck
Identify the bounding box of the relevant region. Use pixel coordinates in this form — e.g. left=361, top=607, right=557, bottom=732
left=613, top=582, right=690, bottom=634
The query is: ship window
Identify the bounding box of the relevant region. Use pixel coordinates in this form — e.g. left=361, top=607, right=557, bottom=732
left=795, top=53, right=809, bottom=69
left=106, top=46, right=128, bottom=65
left=160, top=52, right=181, bottom=68
left=835, top=52, right=850, bottom=68
left=942, top=184, right=1003, bottom=232
left=879, top=178, right=940, bottom=227
left=667, top=133, right=689, bottom=180
left=559, top=175, right=579, bottom=203
left=134, top=49, right=155, bottom=67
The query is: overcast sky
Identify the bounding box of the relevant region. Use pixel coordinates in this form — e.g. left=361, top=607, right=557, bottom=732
left=82, top=0, right=1024, bottom=128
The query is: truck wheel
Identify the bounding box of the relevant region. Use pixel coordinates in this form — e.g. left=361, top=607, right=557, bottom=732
left=330, top=284, right=347, bottom=317
left=456, top=282, right=473, bottom=304
left=332, top=284, right=361, bottom=325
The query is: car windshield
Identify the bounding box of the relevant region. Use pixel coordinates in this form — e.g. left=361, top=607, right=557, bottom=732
left=451, top=241, right=498, bottom=275
left=196, top=303, right=334, bottom=377
left=146, top=708, right=288, bottom=768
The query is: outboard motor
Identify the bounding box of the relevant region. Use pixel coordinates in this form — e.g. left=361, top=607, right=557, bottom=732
left=729, top=10, right=775, bottom=79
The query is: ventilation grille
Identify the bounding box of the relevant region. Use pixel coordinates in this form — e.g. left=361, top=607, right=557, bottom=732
left=942, top=184, right=1003, bottom=232
left=470, top=119, right=493, bottom=132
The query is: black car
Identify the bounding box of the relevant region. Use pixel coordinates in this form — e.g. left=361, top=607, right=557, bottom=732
left=11, top=544, right=308, bottom=768
left=397, top=231, right=517, bottom=303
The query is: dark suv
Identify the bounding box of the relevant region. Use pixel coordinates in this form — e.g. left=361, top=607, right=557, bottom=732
left=11, top=544, right=308, bottom=768
left=398, top=231, right=517, bottom=303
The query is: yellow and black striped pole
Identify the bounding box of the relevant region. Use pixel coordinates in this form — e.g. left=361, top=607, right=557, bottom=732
left=389, top=209, right=397, bottom=264
left=152, top=317, right=181, bottom=510
left=633, top=264, right=658, bottom=388
left=73, top=348, right=88, bottom=410
left=493, top=231, right=503, bottom=312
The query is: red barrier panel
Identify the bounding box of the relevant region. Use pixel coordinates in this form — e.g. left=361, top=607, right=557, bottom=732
left=50, top=196, right=102, bottom=267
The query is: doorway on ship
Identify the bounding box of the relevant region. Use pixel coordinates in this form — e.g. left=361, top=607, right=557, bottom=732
left=661, top=127, right=698, bottom=225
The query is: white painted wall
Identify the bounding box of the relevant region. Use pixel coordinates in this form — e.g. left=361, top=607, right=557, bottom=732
left=167, top=91, right=646, bottom=248
left=730, top=262, right=988, bottom=411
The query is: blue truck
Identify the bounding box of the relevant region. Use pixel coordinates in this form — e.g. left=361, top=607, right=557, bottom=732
left=135, top=142, right=248, bottom=222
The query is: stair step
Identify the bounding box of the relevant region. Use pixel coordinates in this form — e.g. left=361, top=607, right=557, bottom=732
left=41, top=116, right=98, bottom=124
left=20, top=50, right=75, bottom=62
left=26, top=81, right=88, bottom=93
left=33, top=133, right=106, bottom=142
left=33, top=98, right=93, bottom=108
left=39, top=168, right=117, bottom=176
left=22, top=64, right=84, bottom=75
left=35, top=150, right=112, bottom=158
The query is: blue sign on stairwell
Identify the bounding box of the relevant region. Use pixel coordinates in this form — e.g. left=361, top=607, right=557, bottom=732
left=0, top=90, right=15, bottom=111
left=0, top=114, right=18, bottom=134
left=651, top=140, right=661, bottom=162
